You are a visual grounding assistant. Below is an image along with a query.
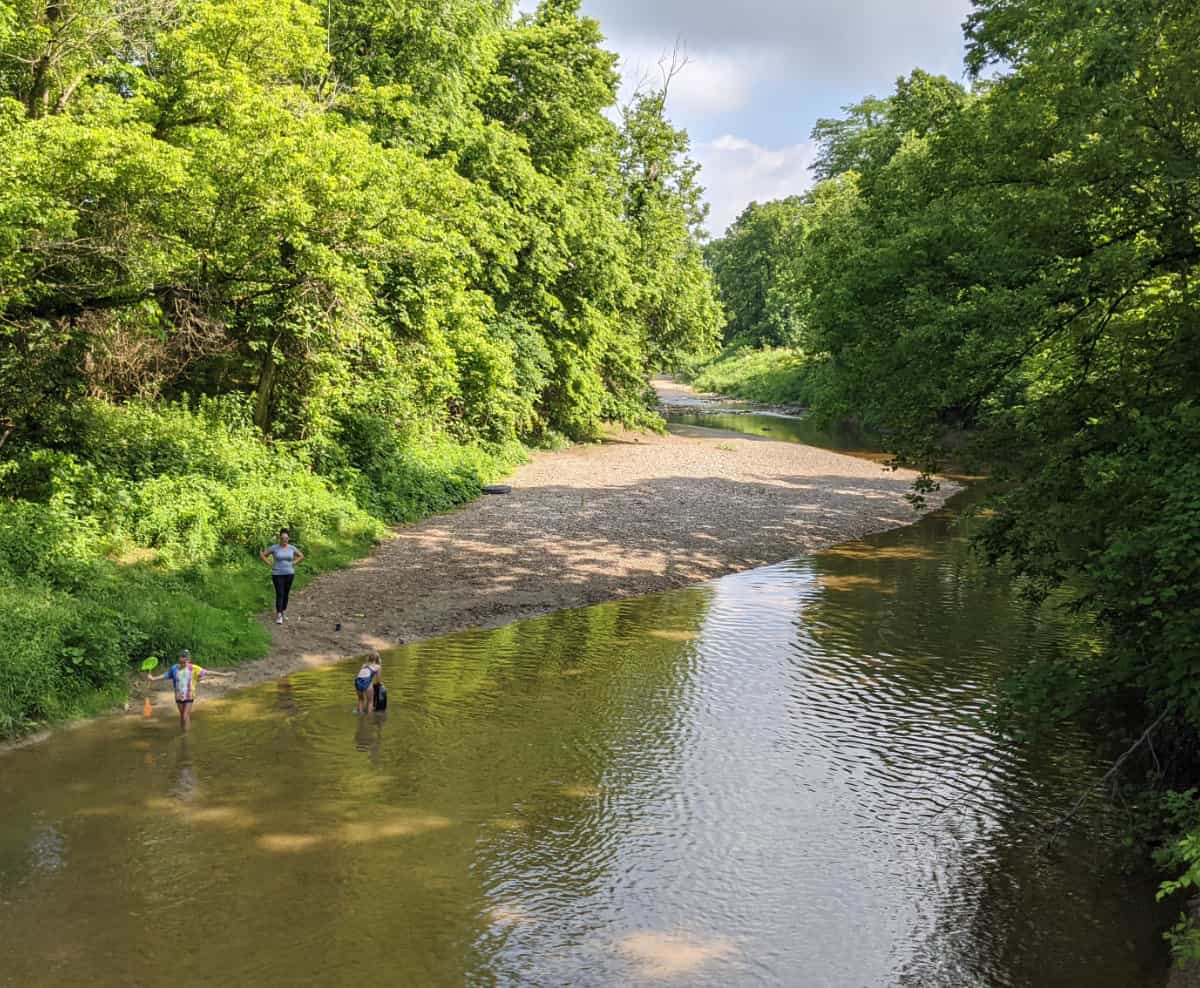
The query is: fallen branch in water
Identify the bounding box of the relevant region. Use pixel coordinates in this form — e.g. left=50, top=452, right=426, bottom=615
left=1041, top=709, right=1169, bottom=848
left=927, top=766, right=1005, bottom=820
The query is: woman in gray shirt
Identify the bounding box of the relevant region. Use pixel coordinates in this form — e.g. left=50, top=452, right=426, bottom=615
left=261, top=528, right=304, bottom=624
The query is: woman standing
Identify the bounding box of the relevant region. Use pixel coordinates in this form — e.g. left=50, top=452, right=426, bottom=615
left=261, top=528, right=304, bottom=624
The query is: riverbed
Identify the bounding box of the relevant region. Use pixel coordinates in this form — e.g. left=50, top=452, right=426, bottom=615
left=226, top=381, right=952, bottom=692
left=0, top=410, right=1169, bottom=986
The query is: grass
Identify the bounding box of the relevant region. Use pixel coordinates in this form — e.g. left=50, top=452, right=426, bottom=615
left=688, top=346, right=828, bottom=408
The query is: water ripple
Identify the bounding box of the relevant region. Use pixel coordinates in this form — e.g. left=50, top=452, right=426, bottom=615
left=0, top=469, right=1169, bottom=986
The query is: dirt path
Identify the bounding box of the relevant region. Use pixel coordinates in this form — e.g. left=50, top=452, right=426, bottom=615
left=189, top=379, right=956, bottom=695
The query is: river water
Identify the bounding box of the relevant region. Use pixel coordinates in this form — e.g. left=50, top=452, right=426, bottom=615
left=0, top=414, right=1169, bottom=986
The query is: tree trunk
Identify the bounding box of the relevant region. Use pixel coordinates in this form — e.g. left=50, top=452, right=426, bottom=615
left=27, top=57, right=51, bottom=117
left=254, top=347, right=276, bottom=434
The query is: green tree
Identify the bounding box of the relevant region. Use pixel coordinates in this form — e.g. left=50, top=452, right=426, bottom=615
left=798, top=0, right=1200, bottom=757
left=810, top=69, right=966, bottom=184
left=618, top=82, right=723, bottom=372
left=705, top=197, right=807, bottom=347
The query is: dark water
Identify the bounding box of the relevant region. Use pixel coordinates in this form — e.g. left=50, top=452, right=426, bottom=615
left=0, top=418, right=1170, bottom=987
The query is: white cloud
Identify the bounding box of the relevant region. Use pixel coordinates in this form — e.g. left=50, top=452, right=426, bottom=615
left=515, top=1, right=970, bottom=237
left=696, top=134, right=818, bottom=235
left=584, top=0, right=970, bottom=87
left=617, top=47, right=765, bottom=117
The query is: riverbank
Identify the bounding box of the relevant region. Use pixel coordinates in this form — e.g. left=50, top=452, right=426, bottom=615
left=1, top=379, right=958, bottom=745
left=651, top=375, right=795, bottom=414
left=188, top=379, right=956, bottom=698
left=684, top=345, right=824, bottom=409
left=654, top=372, right=806, bottom=416
left=0, top=392, right=530, bottom=741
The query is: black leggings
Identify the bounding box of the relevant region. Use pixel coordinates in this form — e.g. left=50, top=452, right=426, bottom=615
left=272, top=573, right=295, bottom=613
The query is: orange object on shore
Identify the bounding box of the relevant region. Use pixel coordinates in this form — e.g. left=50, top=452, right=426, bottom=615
left=143, top=696, right=152, bottom=717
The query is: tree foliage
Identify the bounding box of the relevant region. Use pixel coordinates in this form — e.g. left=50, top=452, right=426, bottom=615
left=0, top=0, right=721, bottom=449
left=705, top=197, right=808, bottom=347
left=799, top=3, right=1200, bottom=733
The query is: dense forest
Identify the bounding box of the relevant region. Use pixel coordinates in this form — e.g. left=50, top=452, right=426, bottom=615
left=702, top=0, right=1200, bottom=953
left=0, top=0, right=721, bottom=734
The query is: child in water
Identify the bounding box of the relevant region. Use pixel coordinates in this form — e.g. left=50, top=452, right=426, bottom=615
left=354, top=653, right=383, bottom=714
left=147, top=649, right=234, bottom=730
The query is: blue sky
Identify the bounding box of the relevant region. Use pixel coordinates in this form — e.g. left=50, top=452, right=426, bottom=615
left=524, top=0, right=973, bottom=234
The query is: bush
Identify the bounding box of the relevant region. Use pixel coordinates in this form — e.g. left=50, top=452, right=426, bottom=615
left=0, top=583, right=132, bottom=735
left=64, top=395, right=268, bottom=484
left=324, top=404, right=525, bottom=523
left=352, top=438, right=525, bottom=522
left=0, top=499, right=105, bottom=582
left=0, top=586, right=73, bottom=735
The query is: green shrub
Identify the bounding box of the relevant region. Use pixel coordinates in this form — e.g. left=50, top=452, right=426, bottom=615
left=343, top=438, right=525, bottom=522
left=0, top=499, right=105, bottom=583
left=0, top=583, right=131, bottom=735
left=0, top=586, right=72, bottom=734
left=65, top=395, right=268, bottom=484
left=327, top=406, right=525, bottom=523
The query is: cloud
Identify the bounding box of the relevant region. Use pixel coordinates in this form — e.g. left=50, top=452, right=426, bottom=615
left=584, top=0, right=970, bottom=86
left=518, top=1, right=971, bottom=236
left=696, top=134, right=819, bottom=235
left=616, top=46, right=765, bottom=117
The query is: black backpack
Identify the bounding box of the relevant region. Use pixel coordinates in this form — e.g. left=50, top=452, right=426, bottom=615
left=373, top=682, right=388, bottom=712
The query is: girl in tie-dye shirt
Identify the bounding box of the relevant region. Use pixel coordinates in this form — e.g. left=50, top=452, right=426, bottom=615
left=148, top=649, right=233, bottom=730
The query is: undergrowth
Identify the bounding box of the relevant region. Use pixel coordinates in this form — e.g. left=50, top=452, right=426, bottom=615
left=687, top=346, right=829, bottom=408
left=0, top=396, right=522, bottom=737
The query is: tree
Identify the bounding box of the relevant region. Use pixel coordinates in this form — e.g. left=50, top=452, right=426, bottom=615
left=617, top=74, right=722, bottom=373
left=0, top=0, right=723, bottom=449
left=810, top=69, right=967, bottom=184
left=799, top=0, right=1200, bottom=739
left=705, top=198, right=807, bottom=347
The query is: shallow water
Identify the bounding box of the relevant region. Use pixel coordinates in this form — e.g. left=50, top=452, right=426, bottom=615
left=0, top=419, right=1170, bottom=987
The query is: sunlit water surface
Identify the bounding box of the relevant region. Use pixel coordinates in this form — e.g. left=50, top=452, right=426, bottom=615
left=0, top=416, right=1169, bottom=987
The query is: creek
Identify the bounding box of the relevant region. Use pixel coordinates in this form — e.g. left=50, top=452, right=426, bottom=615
left=0, top=413, right=1169, bottom=986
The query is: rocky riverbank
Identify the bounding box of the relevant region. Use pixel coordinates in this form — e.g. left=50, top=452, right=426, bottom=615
left=219, top=378, right=956, bottom=694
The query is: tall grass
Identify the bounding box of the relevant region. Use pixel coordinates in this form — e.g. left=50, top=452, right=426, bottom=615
left=688, top=347, right=829, bottom=408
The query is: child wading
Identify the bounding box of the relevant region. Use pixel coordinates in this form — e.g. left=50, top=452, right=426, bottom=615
left=355, top=654, right=383, bottom=714
left=148, top=649, right=233, bottom=730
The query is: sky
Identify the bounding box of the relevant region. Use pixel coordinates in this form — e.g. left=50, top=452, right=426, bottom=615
left=523, top=0, right=973, bottom=235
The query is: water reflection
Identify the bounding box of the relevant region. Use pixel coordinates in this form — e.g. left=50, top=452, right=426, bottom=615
left=169, top=737, right=200, bottom=803
left=354, top=712, right=385, bottom=765
left=0, top=443, right=1171, bottom=986
left=27, top=821, right=66, bottom=876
